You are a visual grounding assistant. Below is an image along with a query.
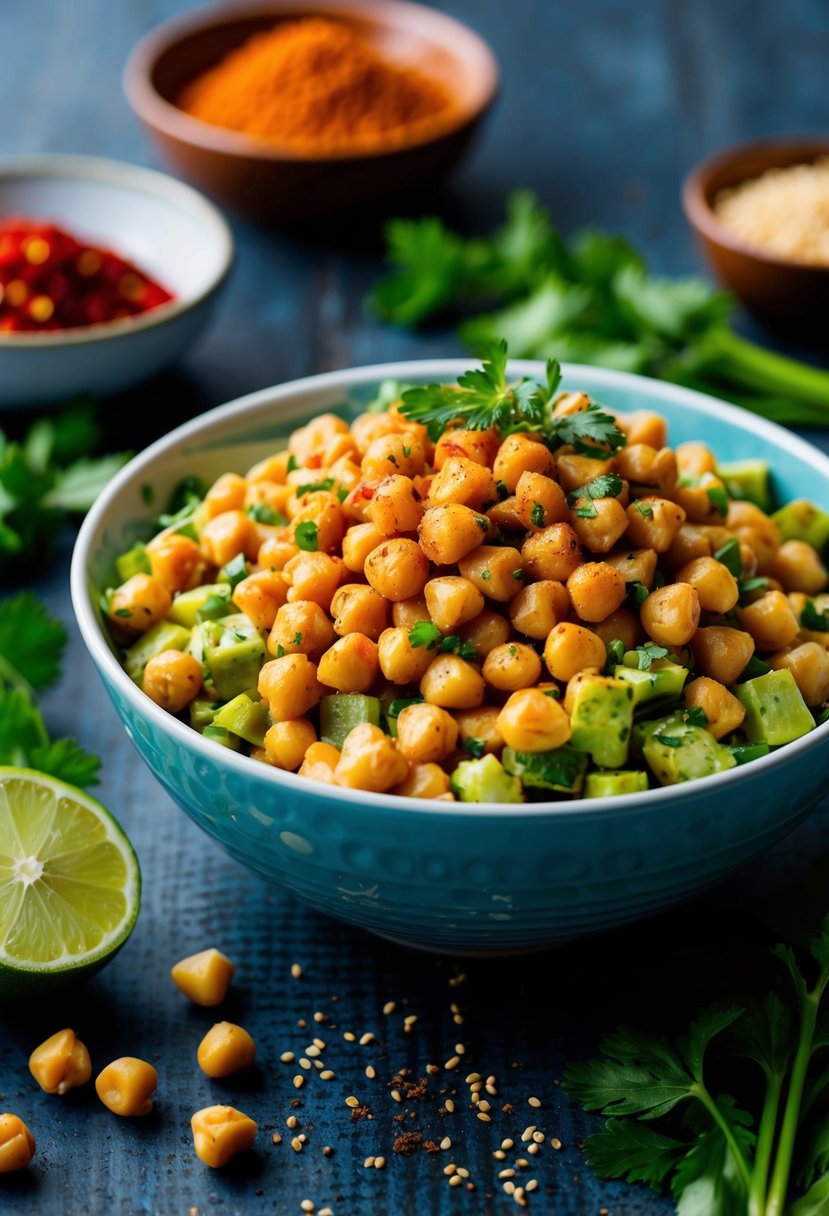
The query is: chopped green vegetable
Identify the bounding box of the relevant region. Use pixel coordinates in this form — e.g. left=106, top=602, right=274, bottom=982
left=115, top=543, right=151, bottom=582
left=771, top=499, right=829, bottom=550
left=583, top=770, right=649, bottom=798
left=198, top=615, right=266, bottom=702
left=628, top=642, right=670, bottom=671
left=502, top=745, right=588, bottom=793
left=729, top=741, right=771, bottom=765
left=717, top=459, right=773, bottom=511
left=124, top=621, right=191, bottom=684
left=296, top=478, right=335, bottom=495
left=212, top=693, right=269, bottom=747
left=713, top=538, right=743, bottom=578
left=614, top=660, right=688, bottom=707
left=219, top=553, right=248, bottom=590
left=294, top=521, right=319, bottom=551
left=168, top=583, right=233, bottom=629
left=567, top=673, right=635, bottom=768
left=451, top=753, right=523, bottom=803
left=801, top=600, right=829, bottom=633
left=625, top=581, right=650, bottom=611
left=706, top=484, right=730, bottom=516
left=320, top=694, right=381, bottom=750
left=202, top=725, right=240, bottom=750
left=639, top=712, right=736, bottom=785
left=734, top=669, right=815, bottom=746
left=248, top=503, right=287, bottom=526
left=462, top=737, right=486, bottom=759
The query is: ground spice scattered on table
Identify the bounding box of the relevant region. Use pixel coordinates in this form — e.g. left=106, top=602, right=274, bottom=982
left=0, top=218, right=172, bottom=332
left=177, top=17, right=454, bottom=153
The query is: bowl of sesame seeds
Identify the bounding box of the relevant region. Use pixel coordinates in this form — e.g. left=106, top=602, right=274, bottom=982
left=0, top=154, right=233, bottom=406
left=683, top=136, right=829, bottom=332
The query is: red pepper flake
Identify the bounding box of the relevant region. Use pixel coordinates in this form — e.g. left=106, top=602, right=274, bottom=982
left=0, top=217, right=173, bottom=332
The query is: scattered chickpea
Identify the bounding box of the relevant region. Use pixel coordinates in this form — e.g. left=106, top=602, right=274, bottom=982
left=95, top=1057, right=157, bottom=1117
left=191, top=1105, right=257, bottom=1168
left=0, top=1113, right=36, bottom=1172
left=171, top=947, right=235, bottom=1006
left=29, top=1029, right=91, bottom=1095
left=197, top=1023, right=256, bottom=1077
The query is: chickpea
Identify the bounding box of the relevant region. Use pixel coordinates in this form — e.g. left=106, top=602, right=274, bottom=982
left=263, top=718, right=317, bottom=770
left=459, top=545, right=526, bottom=602
left=259, top=653, right=324, bottom=721
left=143, top=650, right=203, bottom=714
left=297, top=741, right=341, bottom=785
left=330, top=584, right=389, bottom=640
left=739, top=590, right=800, bottom=652
left=191, top=1105, right=257, bottom=1168
left=551, top=390, right=593, bottom=418
left=204, top=472, right=247, bottom=519
left=341, top=522, right=384, bottom=572
left=770, top=642, right=829, bottom=706
left=396, top=703, right=459, bottom=763
left=424, top=577, right=484, bottom=632
left=624, top=497, right=687, bottom=553
left=350, top=411, right=405, bottom=457
left=684, top=676, right=746, bottom=740
left=146, top=532, right=203, bottom=594
left=268, top=600, right=333, bottom=658
left=317, top=634, right=379, bottom=693
left=232, top=570, right=289, bottom=631
left=455, top=706, right=504, bottom=755
left=457, top=608, right=514, bottom=658
left=487, top=493, right=526, bottom=533
left=566, top=562, right=626, bottom=622
left=434, top=427, right=499, bottom=469
left=640, top=583, right=700, bottom=648
left=0, top=1114, right=36, bottom=1172
left=246, top=451, right=290, bottom=484
left=420, top=655, right=485, bottom=709
left=515, top=471, right=569, bottom=530
left=675, top=441, right=717, bottom=479
left=493, top=434, right=557, bottom=491
left=171, top=947, right=235, bottom=1006
left=107, top=574, right=171, bottom=635
left=605, top=547, right=658, bottom=588
left=284, top=551, right=345, bottom=610
left=96, top=1057, right=157, bottom=1117
left=258, top=536, right=298, bottom=572
left=200, top=510, right=259, bottom=566
left=508, top=580, right=569, bottom=640
left=625, top=410, right=667, bottom=448
left=341, top=481, right=377, bottom=524
left=427, top=456, right=497, bottom=510
left=615, top=444, right=677, bottom=494
left=393, top=763, right=453, bottom=799
left=378, top=626, right=434, bottom=684
left=245, top=478, right=291, bottom=518
left=570, top=496, right=629, bottom=554
left=483, top=642, right=542, bottom=692
left=591, top=608, right=644, bottom=652
left=289, top=493, right=346, bottom=554
left=496, top=688, right=572, bottom=752
left=418, top=505, right=492, bottom=565
left=727, top=501, right=780, bottom=573
left=556, top=453, right=614, bottom=495
left=543, top=622, right=607, bottom=682
left=771, top=540, right=828, bottom=595
left=361, top=433, right=426, bottom=481
left=691, top=626, right=755, bottom=684
left=197, top=1023, right=256, bottom=1078
left=674, top=474, right=729, bottom=525
left=664, top=524, right=713, bottom=569
left=364, top=537, right=430, bottom=601
left=521, top=523, right=582, bottom=583
left=29, top=1029, right=92, bottom=1095
left=392, top=594, right=430, bottom=630
left=675, top=556, right=739, bottom=614
left=334, top=723, right=408, bottom=791
left=367, top=474, right=424, bottom=536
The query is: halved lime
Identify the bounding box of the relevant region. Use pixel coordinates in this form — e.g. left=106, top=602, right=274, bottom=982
left=0, top=767, right=140, bottom=1000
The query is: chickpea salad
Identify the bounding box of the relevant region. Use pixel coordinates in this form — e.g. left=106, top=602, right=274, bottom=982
left=102, top=344, right=829, bottom=802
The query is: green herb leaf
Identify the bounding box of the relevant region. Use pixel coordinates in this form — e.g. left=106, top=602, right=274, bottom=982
left=462, top=737, right=486, bottom=758
left=583, top=1119, right=687, bottom=1190
left=802, top=600, right=829, bottom=633
left=555, top=405, right=627, bottom=458
left=569, top=473, right=624, bottom=506
left=248, top=503, right=287, bottom=526
left=635, top=500, right=655, bottom=519
left=634, top=642, right=670, bottom=670
left=0, top=592, right=67, bottom=692
left=625, top=581, right=650, bottom=611
left=684, top=706, right=709, bottom=727
left=296, top=478, right=335, bottom=496
left=386, top=696, right=424, bottom=719
left=714, top=539, right=743, bottom=579
left=408, top=621, right=444, bottom=650
left=295, top=521, right=319, bottom=552
left=530, top=501, right=545, bottom=527
left=30, top=737, right=101, bottom=788
left=606, top=638, right=626, bottom=668
left=739, top=577, right=770, bottom=603
left=706, top=485, right=730, bottom=517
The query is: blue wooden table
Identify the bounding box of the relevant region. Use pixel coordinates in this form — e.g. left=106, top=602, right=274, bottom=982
left=1, top=2, right=829, bottom=1214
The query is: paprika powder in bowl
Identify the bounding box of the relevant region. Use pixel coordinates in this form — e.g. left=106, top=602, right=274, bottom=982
left=0, top=154, right=233, bottom=407
left=123, top=0, right=499, bottom=222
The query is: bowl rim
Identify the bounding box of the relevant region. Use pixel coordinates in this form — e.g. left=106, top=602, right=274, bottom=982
left=0, top=153, right=234, bottom=348
left=71, top=358, right=829, bottom=819
left=123, top=0, right=500, bottom=164
left=682, top=135, right=829, bottom=275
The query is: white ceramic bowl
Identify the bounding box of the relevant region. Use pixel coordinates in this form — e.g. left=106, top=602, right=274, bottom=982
left=0, top=154, right=233, bottom=406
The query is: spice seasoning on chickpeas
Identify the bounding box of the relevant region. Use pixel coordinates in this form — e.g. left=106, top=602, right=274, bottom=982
left=105, top=343, right=829, bottom=803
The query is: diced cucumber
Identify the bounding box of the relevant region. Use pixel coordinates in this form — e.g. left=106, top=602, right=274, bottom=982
left=125, top=621, right=191, bottom=683
left=115, top=542, right=151, bottom=582
left=614, top=660, right=689, bottom=707
left=202, top=725, right=241, bottom=750
left=220, top=553, right=249, bottom=589
left=583, top=771, right=650, bottom=798
left=320, top=694, right=382, bottom=749
left=565, top=673, right=634, bottom=767
left=728, top=742, right=771, bottom=765
left=771, top=499, right=829, bottom=551
left=717, top=460, right=773, bottom=512
left=734, top=669, right=815, bottom=746
left=502, top=746, right=587, bottom=794
left=640, top=712, right=737, bottom=786
left=212, top=693, right=269, bottom=747
left=190, top=699, right=221, bottom=730
left=168, top=583, right=233, bottom=629
left=451, top=754, right=523, bottom=803
left=199, top=613, right=266, bottom=702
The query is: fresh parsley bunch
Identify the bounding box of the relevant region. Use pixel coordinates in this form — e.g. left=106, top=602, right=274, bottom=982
left=369, top=191, right=829, bottom=428
left=564, top=916, right=829, bottom=1215
left=0, top=592, right=100, bottom=786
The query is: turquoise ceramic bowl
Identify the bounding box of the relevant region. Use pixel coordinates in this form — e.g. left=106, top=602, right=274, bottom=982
left=71, top=362, right=829, bottom=953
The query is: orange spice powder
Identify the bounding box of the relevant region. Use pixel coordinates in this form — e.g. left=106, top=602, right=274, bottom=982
left=177, top=17, right=455, bottom=154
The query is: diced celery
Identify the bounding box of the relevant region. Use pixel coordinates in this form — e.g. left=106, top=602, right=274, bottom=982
left=734, top=669, right=815, bottom=746
left=583, top=771, right=649, bottom=798
left=200, top=614, right=266, bottom=701
left=115, top=543, right=151, bottom=582
left=212, top=693, right=269, bottom=747
left=717, top=460, right=773, bottom=512
left=771, top=499, right=829, bottom=551
left=125, top=621, right=191, bottom=683
left=501, top=746, right=587, bottom=793
left=640, top=713, right=736, bottom=785
left=451, top=754, right=523, bottom=803
left=168, top=583, right=233, bottom=629
left=189, top=699, right=220, bottom=731
left=566, top=673, right=634, bottom=767
left=614, top=660, right=689, bottom=707
left=320, top=694, right=382, bottom=749
left=202, top=725, right=240, bottom=750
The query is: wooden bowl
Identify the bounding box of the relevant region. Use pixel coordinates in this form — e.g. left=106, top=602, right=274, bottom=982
left=682, top=137, right=829, bottom=332
left=124, top=0, right=499, bottom=223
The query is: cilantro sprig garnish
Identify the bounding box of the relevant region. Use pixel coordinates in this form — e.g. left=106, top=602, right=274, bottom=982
left=0, top=593, right=100, bottom=786
left=408, top=621, right=478, bottom=662
left=564, top=915, right=829, bottom=1215
left=399, top=341, right=626, bottom=457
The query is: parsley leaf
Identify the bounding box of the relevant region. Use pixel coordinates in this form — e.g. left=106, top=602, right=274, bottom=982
left=0, top=592, right=67, bottom=692
left=530, top=501, right=545, bottom=527
left=462, top=737, right=486, bottom=758
left=555, top=406, right=627, bottom=458
left=408, top=622, right=477, bottom=662
left=684, top=706, right=709, bottom=727
left=802, top=600, right=829, bottom=633
left=582, top=1119, right=687, bottom=1190
left=295, top=521, right=319, bottom=552
left=296, top=478, right=335, bottom=496
left=30, top=737, right=101, bottom=788
left=635, top=500, right=655, bottom=519
left=634, top=642, right=670, bottom=670
left=568, top=473, right=624, bottom=507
